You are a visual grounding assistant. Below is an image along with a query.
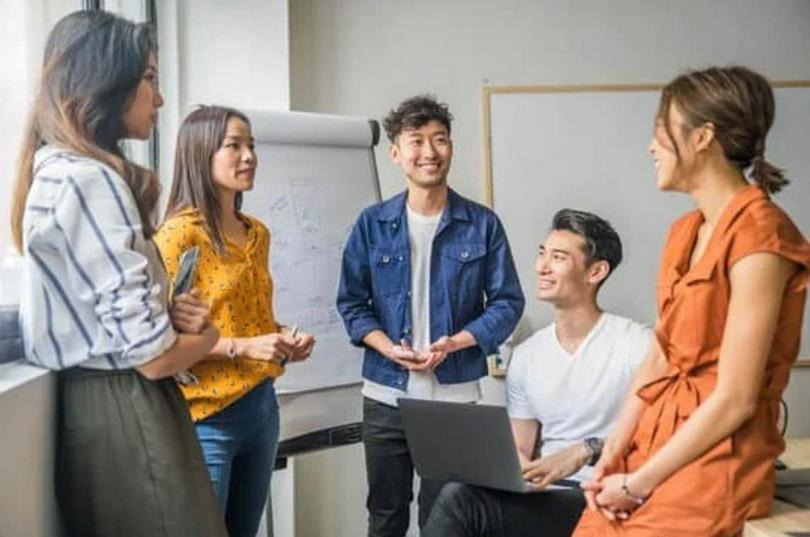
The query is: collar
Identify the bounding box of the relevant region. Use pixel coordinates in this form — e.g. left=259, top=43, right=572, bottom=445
left=376, top=187, right=471, bottom=224
left=171, top=206, right=203, bottom=221
left=166, top=207, right=258, bottom=247
left=683, top=184, right=767, bottom=243
left=675, top=185, right=767, bottom=278
left=710, top=184, right=768, bottom=237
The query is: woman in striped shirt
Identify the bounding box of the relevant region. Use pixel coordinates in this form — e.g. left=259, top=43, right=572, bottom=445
left=10, top=11, right=227, bottom=537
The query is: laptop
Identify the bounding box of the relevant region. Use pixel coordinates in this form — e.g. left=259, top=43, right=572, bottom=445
left=399, top=398, right=579, bottom=493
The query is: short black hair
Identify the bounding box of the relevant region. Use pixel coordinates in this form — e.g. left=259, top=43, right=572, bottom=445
left=383, top=94, right=453, bottom=142
left=551, top=209, right=623, bottom=279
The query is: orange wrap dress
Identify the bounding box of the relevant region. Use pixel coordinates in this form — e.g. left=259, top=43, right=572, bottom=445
left=574, top=186, right=810, bottom=536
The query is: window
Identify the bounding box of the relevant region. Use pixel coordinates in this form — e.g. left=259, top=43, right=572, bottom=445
left=0, top=0, right=78, bottom=257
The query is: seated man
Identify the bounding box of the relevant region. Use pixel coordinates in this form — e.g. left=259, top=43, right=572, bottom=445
left=422, top=209, right=652, bottom=537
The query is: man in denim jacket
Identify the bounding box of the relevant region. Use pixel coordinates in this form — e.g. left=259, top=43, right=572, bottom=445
left=337, top=95, right=525, bottom=537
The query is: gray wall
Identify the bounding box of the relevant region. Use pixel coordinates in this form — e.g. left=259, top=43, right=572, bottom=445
left=291, top=0, right=810, bottom=200
left=156, top=0, right=289, bottom=194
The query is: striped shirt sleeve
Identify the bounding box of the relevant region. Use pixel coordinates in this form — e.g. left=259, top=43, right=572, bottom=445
left=50, top=164, right=176, bottom=367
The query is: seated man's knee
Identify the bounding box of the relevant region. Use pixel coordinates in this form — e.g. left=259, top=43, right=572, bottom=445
left=435, top=482, right=479, bottom=509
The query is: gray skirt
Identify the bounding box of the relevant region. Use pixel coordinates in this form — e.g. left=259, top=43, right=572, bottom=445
left=56, top=367, right=228, bottom=537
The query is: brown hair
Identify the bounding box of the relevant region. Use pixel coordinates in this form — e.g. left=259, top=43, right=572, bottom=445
left=163, top=105, right=252, bottom=254
left=657, top=66, right=788, bottom=193
left=11, top=10, right=160, bottom=252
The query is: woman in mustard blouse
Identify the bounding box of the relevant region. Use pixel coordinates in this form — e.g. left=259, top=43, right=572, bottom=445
left=155, top=106, right=315, bottom=537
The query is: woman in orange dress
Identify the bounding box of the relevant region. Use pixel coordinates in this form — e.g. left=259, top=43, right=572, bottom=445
left=574, top=66, right=810, bottom=536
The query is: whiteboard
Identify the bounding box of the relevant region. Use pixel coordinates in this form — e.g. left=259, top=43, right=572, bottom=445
left=241, top=110, right=381, bottom=394
left=485, top=83, right=810, bottom=358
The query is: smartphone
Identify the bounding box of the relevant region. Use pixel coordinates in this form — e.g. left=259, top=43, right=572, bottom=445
left=172, top=246, right=200, bottom=297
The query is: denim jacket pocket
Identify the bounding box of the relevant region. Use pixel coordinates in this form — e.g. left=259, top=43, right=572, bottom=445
left=370, top=248, right=407, bottom=299
left=439, top=243, right=487, bottom=298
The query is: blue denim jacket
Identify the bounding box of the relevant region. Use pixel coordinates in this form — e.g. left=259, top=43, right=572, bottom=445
left=336, top=188, right=525, bottom=390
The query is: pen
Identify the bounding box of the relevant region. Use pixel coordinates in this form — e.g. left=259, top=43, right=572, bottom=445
left=280, top=325, right=299, bottom=366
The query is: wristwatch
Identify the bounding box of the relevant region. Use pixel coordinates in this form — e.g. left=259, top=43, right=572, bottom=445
left=583, top=437, right=604, bottom=466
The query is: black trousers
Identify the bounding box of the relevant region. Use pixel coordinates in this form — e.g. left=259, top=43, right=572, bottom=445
left=422, top=482, right=586, bottom=537
left=363, top=397, right=445, bottom=537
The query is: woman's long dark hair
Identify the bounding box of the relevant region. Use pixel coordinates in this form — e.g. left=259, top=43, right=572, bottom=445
left=11, top=10, right=160, bottom=252
left=164, top=105, right=251, bottom=254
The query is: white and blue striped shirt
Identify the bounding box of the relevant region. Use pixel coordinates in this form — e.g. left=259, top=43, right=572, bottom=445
left=19, top=145, right=177, bottom=370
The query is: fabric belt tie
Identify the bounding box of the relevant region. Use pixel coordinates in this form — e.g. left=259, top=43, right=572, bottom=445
left=634, top=361, right=781, bottom=457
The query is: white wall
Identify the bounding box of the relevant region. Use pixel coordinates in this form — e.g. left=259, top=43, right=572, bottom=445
left=0, top=0, right=78, bottom=257
left=290, top=0, right=810, bottom=200
left=784, top=369, right=810, bottom=438
left=177, top=0, right=289, bottom=113
left=0, top=0, right=291, bottom=251
left=294, top=444, right=369, bottom=536
left=156, top=0, right=290, bottom=193
left=0, top=370, right=59, bottom=537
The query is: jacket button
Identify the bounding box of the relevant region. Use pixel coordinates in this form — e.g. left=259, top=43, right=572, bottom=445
left=382, top=255, right=390, bottom=263
left=461, top=251, right=469, bottom=259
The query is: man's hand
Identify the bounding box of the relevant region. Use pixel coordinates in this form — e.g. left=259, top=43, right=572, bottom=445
left=386, top=340, right=432, bottom=371
left=424, top=330, right=477, bottom=369
left=521, top=442, right=590, bottom=490
left=423, top=335, right=458, bottom=369
left=583, top=442, right=623, bottom=513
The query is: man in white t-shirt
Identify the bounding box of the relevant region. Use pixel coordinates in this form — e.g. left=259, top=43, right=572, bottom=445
left=337, top=95, right=525, bottom=536
left=423, top=209, right=652, bottom=537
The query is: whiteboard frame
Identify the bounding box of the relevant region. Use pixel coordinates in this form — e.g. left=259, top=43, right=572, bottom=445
left=481, top=81, right=810, bottom=366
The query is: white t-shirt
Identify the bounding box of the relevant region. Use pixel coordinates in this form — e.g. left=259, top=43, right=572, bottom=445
left=363, top=207, right=481, bottom=407
left=506, top=312, right=652, bottom=482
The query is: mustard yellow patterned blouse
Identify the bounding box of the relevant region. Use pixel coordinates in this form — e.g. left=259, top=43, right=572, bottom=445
left=154, top=208, right=283, bottom=421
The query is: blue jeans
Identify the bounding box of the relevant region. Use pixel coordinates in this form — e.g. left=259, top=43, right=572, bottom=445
left=195, top=379, right=280, bottom=537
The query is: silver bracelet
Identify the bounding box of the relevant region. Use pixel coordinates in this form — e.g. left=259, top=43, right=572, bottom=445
left=621, top=474, right=646, bottom=506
